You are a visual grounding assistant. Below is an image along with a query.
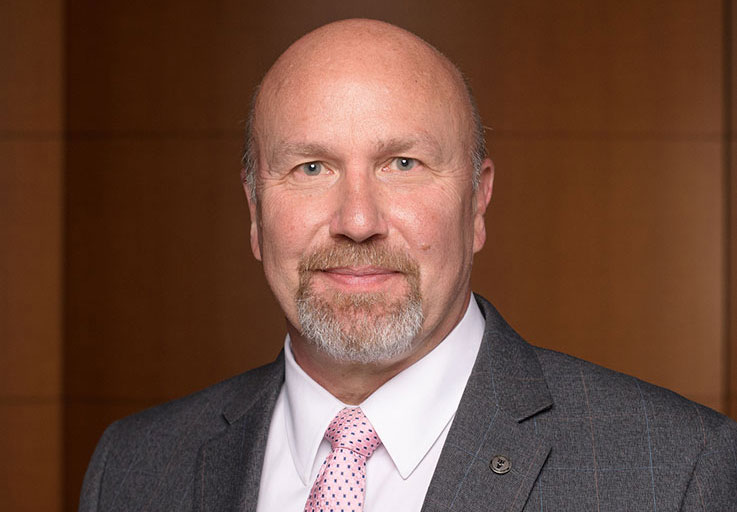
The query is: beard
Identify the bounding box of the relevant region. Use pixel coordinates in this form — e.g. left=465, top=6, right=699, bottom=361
left=295, top=240, right=424, bottom=364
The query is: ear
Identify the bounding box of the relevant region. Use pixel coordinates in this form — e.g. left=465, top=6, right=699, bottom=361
left=242, top=175, right=263, bottom=261
left=472, top=158, right=495, bottom=254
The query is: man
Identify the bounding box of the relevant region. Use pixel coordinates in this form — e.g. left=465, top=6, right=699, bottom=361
left=79, top=19, right=737, bottom=511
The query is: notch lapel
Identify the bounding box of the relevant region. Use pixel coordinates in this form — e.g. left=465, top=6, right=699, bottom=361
left=422, top=296, right=554, bottom=512
left=194, top=354, right=284, bottom=512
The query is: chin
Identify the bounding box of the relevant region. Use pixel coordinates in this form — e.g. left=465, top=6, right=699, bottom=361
left=296, top=288, right=424, bottom=364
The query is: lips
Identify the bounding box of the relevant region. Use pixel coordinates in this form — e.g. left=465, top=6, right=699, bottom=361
left=297, top=241, right=421, bottom=296
left=314, top=265, right=403, bottom=291
left=322, top=266, right=400, bottom=276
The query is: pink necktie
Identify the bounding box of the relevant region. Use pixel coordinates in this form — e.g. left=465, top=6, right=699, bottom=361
left=304, top=407, right=382, bottom=512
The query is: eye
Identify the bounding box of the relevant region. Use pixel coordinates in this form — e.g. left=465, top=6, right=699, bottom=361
left=390, top=157, right=417, bottom=171
left=301, top=161, right=323, bottom=176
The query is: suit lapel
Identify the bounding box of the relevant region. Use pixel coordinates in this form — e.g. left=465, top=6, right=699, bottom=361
left=192, top=296, right=552, bottom=512
left=194, top=354, right=284, bottom=512
left=422, top=296, right=553, bottom=512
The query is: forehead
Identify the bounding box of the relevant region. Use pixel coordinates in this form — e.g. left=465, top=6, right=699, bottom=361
left=269, top=78, right=454, bottom=138
left=253, top=33, right=472, bottom=158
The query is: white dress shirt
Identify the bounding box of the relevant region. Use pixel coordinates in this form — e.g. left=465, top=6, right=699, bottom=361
left=256, top=298, right=485, bottom=512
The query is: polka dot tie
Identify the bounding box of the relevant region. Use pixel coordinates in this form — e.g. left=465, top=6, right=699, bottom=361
left=304, top=407, right=381, bottom=512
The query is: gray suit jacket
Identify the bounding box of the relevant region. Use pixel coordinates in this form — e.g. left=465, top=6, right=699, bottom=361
left=79, top=296, right=737, bottom=511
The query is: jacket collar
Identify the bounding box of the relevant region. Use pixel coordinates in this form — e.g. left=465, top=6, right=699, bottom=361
left=194, top=294, right=555, bottom=512
left=421, top=295, right=553, bottom=512
left=194, top=352, right=285, bottom=512
left=475, top=295, right=553, bottom=421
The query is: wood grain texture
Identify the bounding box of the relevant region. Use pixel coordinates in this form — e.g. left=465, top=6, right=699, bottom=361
left=64, top=137, right=283, bottom=400
left=474, top=137, right=724, bottom=411
left=0, top=403, right=62, bottom=512
left=0, top=1, right=64, bottom=511
left=0, top=140, right=63, bottom=397
left=0, top=0, right=63, bottom=132
left=727, top=0, right=737, bottom=421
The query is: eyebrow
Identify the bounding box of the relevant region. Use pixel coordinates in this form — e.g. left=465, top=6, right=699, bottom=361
left=268, top=141, right=332, bottom=172
left=373, top=134, right=443, bottom=159
left=268, top=133, right=444, bottom=171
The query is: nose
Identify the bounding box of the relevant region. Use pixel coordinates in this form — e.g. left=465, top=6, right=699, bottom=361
left=329, top=168, right=388, bottom=243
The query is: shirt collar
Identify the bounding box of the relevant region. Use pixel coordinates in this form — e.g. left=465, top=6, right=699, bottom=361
left=283, top=339, right=346, bottom=485
left=283, top=296, right=485, bottom=483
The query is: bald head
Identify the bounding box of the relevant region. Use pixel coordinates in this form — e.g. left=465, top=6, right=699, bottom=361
left=241, top=19, right=485, bottom=198
left=240, top=19, right=495, bottom=382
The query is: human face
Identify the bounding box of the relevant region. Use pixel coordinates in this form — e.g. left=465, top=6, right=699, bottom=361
left=247, top=57, right=493, bottom=366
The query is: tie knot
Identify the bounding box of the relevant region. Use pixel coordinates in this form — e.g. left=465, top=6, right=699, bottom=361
left=324, top=407, right=381, bottom=458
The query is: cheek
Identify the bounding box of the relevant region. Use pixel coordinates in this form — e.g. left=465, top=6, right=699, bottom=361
left=258, top=192, right=333, bottom=283
left=259, top=202, right=307, bottom=278
left=391, top=188, right=473, bottom=255
left=261, top=221, right=296, bottom=261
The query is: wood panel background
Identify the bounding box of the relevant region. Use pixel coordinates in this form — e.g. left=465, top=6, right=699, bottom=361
left=729, top=0, right=737, bottom=422
left=1, top=1, right=64, bottom=511
left=0, top=1, right=735, bottom=511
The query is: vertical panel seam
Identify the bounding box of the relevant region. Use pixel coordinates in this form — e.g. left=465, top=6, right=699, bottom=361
left=723, top=0, right=735, bottom=419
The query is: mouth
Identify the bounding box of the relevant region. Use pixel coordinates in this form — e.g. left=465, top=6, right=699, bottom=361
left=315, top=266, right=404, bottom=291
left=298, top=241, right=421, bottom=297
left=324, top=266, right=399, bottom=276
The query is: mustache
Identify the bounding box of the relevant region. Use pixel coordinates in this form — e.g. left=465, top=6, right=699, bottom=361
left=298, top=240, right=420, bottom=277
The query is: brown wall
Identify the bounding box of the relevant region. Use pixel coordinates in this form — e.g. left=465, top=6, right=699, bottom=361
left=729, top=0, right=737, bottom=420
left=1, top=1, right=64, bottom=511
left=1, top=1, right=735, bottom=511
left=471, top=2, right=727, bottom=412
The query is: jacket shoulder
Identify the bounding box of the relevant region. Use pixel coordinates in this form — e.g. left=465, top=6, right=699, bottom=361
left=532, top=345, right=729, bottom=428
left=78, top=355, right=284, bottom=511
left=530, top=345, right=737, bottom=510
left=110, top=355, right=283, bottom=442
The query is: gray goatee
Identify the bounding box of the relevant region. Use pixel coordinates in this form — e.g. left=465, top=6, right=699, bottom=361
left=296, top=241, right=423, bottom=363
